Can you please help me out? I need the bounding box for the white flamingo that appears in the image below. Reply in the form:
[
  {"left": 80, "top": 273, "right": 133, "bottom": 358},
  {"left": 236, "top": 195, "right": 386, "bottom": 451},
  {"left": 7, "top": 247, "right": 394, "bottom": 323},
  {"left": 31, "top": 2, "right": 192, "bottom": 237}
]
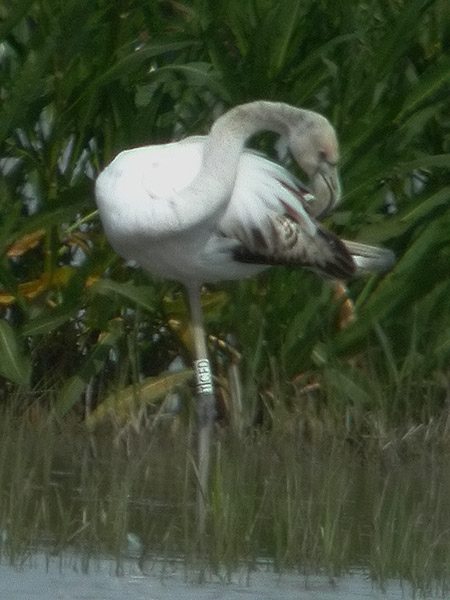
[{"left": 95, "top": 100, "right": 394, "bottom": 528}]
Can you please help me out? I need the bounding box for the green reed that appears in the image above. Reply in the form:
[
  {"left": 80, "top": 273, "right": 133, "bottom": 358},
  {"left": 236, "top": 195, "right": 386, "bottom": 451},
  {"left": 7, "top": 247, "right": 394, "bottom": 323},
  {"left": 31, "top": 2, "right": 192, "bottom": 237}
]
[{"left": 1, "top": 407, "right": 450, "bottom": 597}]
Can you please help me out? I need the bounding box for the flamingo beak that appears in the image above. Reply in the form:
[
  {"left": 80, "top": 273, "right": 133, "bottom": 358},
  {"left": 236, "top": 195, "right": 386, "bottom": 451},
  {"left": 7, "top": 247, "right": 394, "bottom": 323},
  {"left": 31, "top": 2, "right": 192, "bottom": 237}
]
[{"left": 311, "top": 161, "right": 341, "bottom": 218}]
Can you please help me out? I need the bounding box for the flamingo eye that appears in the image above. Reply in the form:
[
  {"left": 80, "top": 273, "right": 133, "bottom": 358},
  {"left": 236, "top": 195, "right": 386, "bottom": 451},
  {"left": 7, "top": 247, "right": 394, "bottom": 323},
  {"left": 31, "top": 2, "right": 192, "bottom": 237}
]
[{"left": 319, "top": 149, "right": 337, "bottom": 167}]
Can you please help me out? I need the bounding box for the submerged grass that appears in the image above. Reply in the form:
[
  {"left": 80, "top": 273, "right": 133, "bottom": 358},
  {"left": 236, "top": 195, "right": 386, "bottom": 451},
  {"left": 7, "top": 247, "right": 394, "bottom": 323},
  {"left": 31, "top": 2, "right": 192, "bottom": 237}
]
[{"left": 1, "top": 407, "right": 450, "bottom": 596}]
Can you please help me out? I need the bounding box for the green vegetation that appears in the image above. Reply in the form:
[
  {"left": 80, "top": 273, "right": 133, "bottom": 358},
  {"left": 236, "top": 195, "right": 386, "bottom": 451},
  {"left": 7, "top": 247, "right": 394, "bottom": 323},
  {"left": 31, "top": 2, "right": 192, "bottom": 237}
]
[
  {"left": 0, "top": 0, "right": 449, "bottom": 430},
  {"left": 0, "top": 412, "right": 450, "bottom": 596},
  {"left": 0, "top": 1, "right": 449, "bottom": 591}
]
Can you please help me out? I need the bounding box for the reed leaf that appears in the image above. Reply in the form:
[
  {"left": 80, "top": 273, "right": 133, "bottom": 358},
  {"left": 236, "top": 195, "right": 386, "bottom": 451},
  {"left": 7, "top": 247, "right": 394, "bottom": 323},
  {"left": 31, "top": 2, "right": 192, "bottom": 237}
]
[
  {"left": 86, "top": 369, "right": 193, "bottom": 428},
  {"left": 56, "top": 319, "right": 124, "bottom": 416},
  {"left": 0, "top": 320, "right": 31, "bottom": 386}
]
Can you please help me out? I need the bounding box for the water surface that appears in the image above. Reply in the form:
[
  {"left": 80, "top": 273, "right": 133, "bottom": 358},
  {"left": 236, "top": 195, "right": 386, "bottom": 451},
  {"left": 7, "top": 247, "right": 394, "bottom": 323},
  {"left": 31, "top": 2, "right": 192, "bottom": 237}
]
[
  {"left": 0, "top": 554, "right": 428, "bottom": 599},
  {"left": 1, "top": 418, "right": 449, "bottom": 598}
]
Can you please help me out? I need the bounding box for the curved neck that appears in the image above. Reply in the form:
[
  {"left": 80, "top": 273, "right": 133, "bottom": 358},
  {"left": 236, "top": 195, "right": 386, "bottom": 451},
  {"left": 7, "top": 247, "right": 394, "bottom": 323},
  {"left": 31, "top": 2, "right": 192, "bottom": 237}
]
[
  {"left": 204, "top": 102, "right": 297, "bottom": 176},
  {"left": 183, "top": 101, "right": 309, "bottom": 230}
]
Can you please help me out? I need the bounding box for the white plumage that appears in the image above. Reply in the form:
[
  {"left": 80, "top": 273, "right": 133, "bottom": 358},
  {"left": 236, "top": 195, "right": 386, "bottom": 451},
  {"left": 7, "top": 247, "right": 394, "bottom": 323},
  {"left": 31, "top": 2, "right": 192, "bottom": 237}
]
[
  {"left": 96, "top": 138, "right": 316, "bottom": 282},
  {"left": 95, "top": 101, "right": 394, "bottom": 530},
  {"left": 96, "top": 138, "right": 393, "bottom": 284},
  {"left": 96, "top": 102, "right": 393, "bottom": 286}
]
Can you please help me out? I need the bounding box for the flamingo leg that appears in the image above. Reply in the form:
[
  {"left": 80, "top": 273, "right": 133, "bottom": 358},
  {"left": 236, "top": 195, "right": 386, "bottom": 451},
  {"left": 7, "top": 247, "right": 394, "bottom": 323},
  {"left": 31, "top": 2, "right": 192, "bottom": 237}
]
[{"left": 186, "top": 284, "right": 216, "bottom": 536}]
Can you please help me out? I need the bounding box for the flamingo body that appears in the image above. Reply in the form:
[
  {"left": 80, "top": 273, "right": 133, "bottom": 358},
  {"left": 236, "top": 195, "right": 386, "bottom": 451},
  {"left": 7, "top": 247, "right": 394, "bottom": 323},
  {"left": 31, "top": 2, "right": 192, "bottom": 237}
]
[
  {"left": 96, "top": 137, "right": 356, "bottom": 284},
  {"left": 95, "top": 102, "right": 394, "bottom": 533}
]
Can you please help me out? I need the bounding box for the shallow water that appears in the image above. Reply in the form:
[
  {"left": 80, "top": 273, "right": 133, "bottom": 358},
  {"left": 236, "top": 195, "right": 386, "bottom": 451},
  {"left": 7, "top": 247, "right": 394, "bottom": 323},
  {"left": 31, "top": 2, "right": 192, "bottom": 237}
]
[
  {"left": 0, "top": 554, "right": 426, "bottom": 599},
  {"left": 1, "top": 421, "right": 450, "bottom": 597}
]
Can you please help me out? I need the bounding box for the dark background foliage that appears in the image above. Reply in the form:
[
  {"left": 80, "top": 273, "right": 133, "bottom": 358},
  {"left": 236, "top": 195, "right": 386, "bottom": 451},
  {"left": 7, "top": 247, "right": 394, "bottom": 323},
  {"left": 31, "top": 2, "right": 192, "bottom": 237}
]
[{"left": 0, "top": 0, "right": 449, "bottom": 427}]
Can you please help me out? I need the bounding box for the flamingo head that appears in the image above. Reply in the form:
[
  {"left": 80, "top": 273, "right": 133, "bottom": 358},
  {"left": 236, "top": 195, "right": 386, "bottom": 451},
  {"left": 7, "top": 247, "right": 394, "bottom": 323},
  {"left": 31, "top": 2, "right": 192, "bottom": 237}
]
[{"left": 288, "top": 113, "right": 341, "bottom": 217}]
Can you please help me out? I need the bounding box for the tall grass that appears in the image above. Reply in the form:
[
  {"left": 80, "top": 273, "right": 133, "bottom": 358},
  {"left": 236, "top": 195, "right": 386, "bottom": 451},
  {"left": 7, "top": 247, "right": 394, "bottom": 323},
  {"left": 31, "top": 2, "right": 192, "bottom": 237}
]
[{"left": 1, "top": 409, "right": 450, "bottom": 595}]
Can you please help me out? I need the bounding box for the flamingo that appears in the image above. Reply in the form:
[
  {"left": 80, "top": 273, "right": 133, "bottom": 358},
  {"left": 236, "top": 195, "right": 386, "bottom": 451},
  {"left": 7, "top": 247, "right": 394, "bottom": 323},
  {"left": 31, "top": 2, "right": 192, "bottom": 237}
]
[{"left": 95, "top": 100, "right": 394, "bottom": 529}]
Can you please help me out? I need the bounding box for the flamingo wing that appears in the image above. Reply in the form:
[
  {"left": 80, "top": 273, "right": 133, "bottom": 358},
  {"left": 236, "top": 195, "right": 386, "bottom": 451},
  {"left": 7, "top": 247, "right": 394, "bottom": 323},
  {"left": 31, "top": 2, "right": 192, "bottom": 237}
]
[{"left": 219, "top": 153, "right": 356, "bottom": 280}]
